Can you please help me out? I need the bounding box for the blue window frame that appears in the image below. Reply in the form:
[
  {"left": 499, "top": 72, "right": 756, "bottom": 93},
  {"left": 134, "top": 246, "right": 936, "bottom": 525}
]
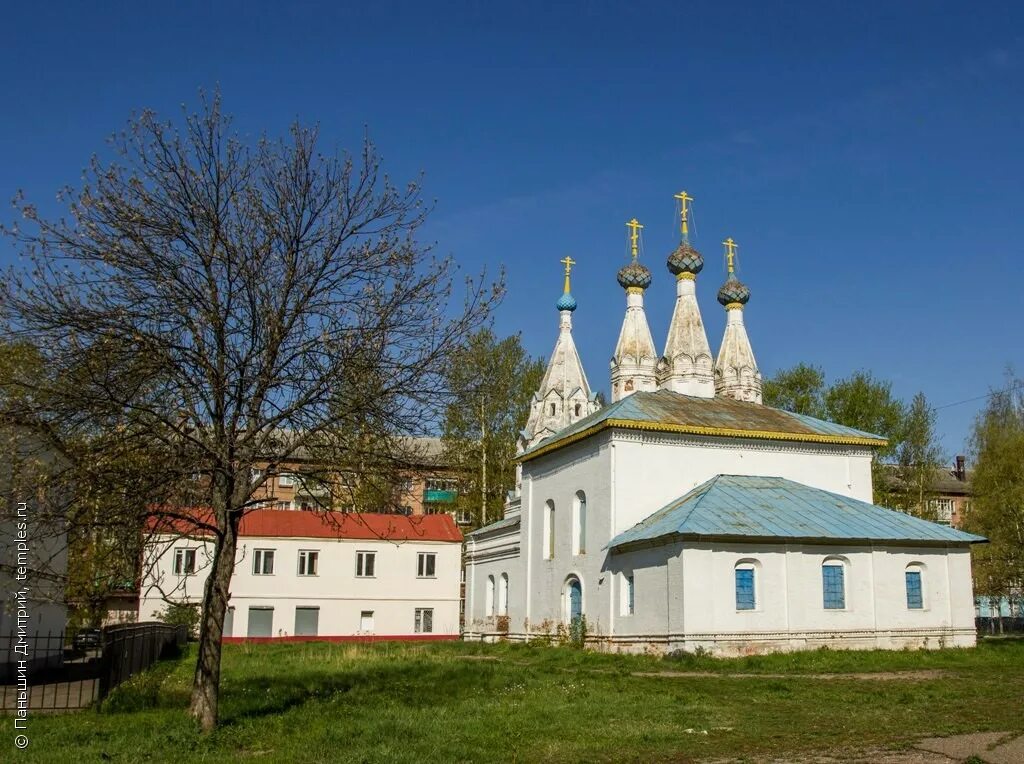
[
  {"left": 735, "top": 567, "right": 755, "bottom": 610},
  {"left": 822, "top": 564, "right": 846, "bottom": 609},
  {"left": 905, "top": 570, "right": 923, "bottom": 609}
]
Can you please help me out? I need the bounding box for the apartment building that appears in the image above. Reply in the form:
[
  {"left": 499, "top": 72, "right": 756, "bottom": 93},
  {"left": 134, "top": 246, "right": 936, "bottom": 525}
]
[{"left": 140, "top": 510, "right": 463, "bottom": 640}]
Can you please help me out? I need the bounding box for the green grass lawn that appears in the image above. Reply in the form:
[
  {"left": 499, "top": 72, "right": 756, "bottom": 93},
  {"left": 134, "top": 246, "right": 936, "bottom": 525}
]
[{"left": 20, "top": 638, "right": 1024, "bottom": 763}]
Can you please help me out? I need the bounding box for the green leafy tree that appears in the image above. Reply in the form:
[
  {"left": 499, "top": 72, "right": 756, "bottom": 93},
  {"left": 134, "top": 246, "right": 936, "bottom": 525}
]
[
  {"left": 442, "top": 329, "right": 544, "bottom": 528},
  {"left": 887, "top": 392, "right": 945, "bottom": 517},
  {"left": 963, "top": 373, "right": 1024, "bottom": 614},
  {"left": 764, "top": 366, "right": 946, "bottom": 507},
  {"left": 762, "top": 362, "right": 826, "bottom": 417}
]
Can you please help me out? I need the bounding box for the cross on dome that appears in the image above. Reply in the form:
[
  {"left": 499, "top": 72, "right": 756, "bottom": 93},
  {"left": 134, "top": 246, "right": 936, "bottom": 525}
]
[{"left": 673, "top": 190, "right": 694, "bottom": 240}]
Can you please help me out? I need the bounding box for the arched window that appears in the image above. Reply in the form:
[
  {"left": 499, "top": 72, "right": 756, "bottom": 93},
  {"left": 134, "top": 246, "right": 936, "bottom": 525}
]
[
  {"left": 735, "top": 560, "right": 758, "bottom": 611},
  {"left": 544, "top": 500, "right": 555, "bottom": 559},
  {"left": 905, "top": 563, "right": 925, "bottom": 610},
  {"left": 498, "top": 573, "right": 509, "bottom": 616},
  {"left": 564, "top": 576, "right": 583, "bottom": 625},
  {"left": 486, "top": 575, "right": 495, "bottom": 616},
  {"left": 574, "top": 403, "right": 581, "bottom": 416},
  {"left": 549, "top": 402, "right": 556, "bottom": 416},
  {"left": 822, "top": 557, "right": 847, "bottom": 610},
  {"left": 573, "top": 491, "right": 587, "bottom": 555}
]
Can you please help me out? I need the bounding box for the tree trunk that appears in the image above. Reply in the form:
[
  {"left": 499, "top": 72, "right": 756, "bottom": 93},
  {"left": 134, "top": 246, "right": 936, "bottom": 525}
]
[{"left": 188, "top": 514, "right": 239, "bottom": 731}]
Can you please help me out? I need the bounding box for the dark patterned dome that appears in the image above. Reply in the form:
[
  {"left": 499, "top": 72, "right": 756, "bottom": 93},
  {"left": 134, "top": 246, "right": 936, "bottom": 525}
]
[
  {"left": 617, "top": 261, "right": 652, "bottom": 290},
  {"left": 556, "top": 291, "right": 578, "bottom": 312},
  {"left": 667, "top": 241, "right": 704, "bottom": 277},
  {"left": 717, "top": 273, "right": 751, "bottom": 306}
]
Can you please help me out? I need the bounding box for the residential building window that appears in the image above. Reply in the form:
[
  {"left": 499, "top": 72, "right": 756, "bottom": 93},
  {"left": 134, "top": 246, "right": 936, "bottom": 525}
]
[
  {"left": 417, "top": 552, "right": 436, "bottom": 578},
  {"left": 735, "top": 565, "right": 756, "bottom": 611},
  {"left": 278, "top": 473, "right": 295, "bottom": 488},
  {"left": 252, "top": 548, "right": 275, "bottom": 576},
  {"left": 621, "top": 573, "right": 635, "bottom": 616},
  {"left": 356, "top": 551, "right": 376, "bottom": 578},
  {"left": 544, "top": 500, "right": 555, "bottom": 559},
  {"left": 294, "top": 606, "right": 319, "bottom": 636},
  {"left": 822, "top": 561, "right": 846, "bottom": 610},
  {"left": 359, "top": 610, "right": 374, "bottom": 633},
  {"left": 929, "top": 498, "right": 954, "bottom": 524},
  {"left": 298, "top": 550, "right": 319, "bottom": 576},
  {"left": 414, "top": 607, "right": 434, "bottom": 633},
  {"left": 173, "top": 548, "right": 197, "bottom": 576},
  {"left": 498, "top": 573, "right": 509, "bottom": 616},
  {"left": 906, "top": 565, "right": 924, "bottom": 610},
  {"left": 276, "top": 501, "right": 292, "bottom": 511},
  {"left": 573, "top": 491, "right": 587, "bottom": 555},
  {"left": 456, "top": 508, "right": 473, "bottom": 525},
  {"left": 486, "top": 575, "right": 495, "bottom": 616},
  {"left": 250, "top": 467, "right": 263, "bottom": 484},
  {"left": 247, "top": 606, "right": 274, "bottom": 637}
]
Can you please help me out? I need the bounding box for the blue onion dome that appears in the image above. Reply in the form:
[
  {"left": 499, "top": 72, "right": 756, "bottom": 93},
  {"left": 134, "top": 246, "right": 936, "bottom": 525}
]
[
  {"left": 717, "top": 273, "right": 751, "bottom": 306},
  {"left": 556, "top": 291, "right": 578, "bottom": 312},
  {"left": 667, "top": 241, "right": 704, "bottom": 277},
  {"left": 616, "top": 261, "right": 652, "bottom": 290}
]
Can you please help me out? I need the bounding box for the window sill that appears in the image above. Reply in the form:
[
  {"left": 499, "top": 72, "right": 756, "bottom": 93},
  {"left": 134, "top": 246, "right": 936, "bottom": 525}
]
[
  {"left": 417, "top": 575, "right": 437, "bottom": 580},
  {"left": 355, "top": 576, "right": 377, "bottom": 579}
]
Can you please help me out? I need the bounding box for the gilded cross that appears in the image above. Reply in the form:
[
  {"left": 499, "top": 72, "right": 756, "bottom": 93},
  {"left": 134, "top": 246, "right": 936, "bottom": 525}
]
[
  {"left": 626, "top": 218, "right": 644, "bottom": 260},
  {"left": 723, "top": 237, "right": 738, "bottom": 273},
  {"left": 673, "top": 191, "right": 693, "bottom": 238},
  {"left": 560, "top": 255, "right": 576, "bottom": 293}
]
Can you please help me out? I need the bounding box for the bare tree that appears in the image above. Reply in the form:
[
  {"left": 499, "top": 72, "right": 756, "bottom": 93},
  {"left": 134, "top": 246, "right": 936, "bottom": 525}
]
[{"left": 0, "top": 94, "right": 500, "bottom": 730}]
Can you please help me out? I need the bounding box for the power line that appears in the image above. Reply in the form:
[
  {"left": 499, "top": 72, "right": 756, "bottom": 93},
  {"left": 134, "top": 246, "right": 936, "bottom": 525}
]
[{"left": 934, "top": 382, "right": 1023, "bottom": 411}]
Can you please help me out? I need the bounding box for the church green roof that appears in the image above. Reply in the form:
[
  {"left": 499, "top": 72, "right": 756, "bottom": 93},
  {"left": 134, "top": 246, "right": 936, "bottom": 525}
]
[
  {"left": 608, "top": 475, "right": 986, "bottom": 549},
  {"left": 519, "top": 389, "right": 888, "bottom": 462}
]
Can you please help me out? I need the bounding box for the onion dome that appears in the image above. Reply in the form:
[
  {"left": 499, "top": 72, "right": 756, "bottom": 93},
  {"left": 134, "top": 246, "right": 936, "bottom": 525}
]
[
  {"left": 667, "top": 241, "right": 704, "bottom": 277},
  {"left": 556, "top": 291, "right": 578, "bottom": 312},
  {"left": 617, "top": 261, "right": 652, "bottom": 290},
  {"left": 717, "top": 272, "right": 751, "bottom": 307}
]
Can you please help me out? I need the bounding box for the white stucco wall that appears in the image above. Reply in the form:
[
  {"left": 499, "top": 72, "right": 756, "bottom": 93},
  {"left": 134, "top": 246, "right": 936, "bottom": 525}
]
[
  {"left": 610, "top": 431, "right": 874, "bottom": 536},
  {"left": 465, "top": 427, "right": 978, "bottom": 654},
  {"left": 139, "top": 534, "right": 461, "bottom": 638},
  {"left": 606, "top": 541, "right": 977, "bottom": 655}
]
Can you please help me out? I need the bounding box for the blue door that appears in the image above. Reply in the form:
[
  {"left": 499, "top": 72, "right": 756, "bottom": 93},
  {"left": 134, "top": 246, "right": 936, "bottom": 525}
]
[{"left": 568, "top": 579, "right": 582, "bottom": 623}]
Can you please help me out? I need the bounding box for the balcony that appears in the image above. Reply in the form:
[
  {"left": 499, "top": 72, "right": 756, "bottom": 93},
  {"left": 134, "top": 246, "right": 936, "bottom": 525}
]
[{"left": 424, "top": 489, "right": 457, "bottom": 503}]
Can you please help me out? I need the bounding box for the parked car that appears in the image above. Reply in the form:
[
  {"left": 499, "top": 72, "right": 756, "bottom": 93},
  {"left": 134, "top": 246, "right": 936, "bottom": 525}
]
[{"left": 73, "top": 628, "right": 102, "bottom": 651}]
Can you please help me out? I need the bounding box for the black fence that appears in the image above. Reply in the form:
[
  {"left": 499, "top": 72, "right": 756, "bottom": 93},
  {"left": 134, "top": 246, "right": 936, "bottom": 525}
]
[
  {"left": 0, "top": 622, "right": 187, "bottom": 713},
  {"left": 977, "top": 617, "right": 1024, "bottom": 635}
]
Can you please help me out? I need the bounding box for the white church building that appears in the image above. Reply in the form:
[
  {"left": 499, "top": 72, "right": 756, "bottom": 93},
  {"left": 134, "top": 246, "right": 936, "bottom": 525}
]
[{"left": 465, "top": 196, "right": 984, "bottom": 655}]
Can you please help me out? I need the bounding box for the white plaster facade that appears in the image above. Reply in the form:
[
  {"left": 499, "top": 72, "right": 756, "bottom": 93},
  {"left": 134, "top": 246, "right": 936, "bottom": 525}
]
[
  {"left": 140, "top": 516, "right": 462, "bottom": 639},
  {"left": 466, "top": 429, "right": 978, "bottom": 653}
]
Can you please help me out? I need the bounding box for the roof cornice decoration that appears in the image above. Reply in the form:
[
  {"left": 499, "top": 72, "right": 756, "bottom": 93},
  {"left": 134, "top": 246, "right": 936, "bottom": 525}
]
[{"left": 518, "top": 416, "right": 888, "bottom": 463}]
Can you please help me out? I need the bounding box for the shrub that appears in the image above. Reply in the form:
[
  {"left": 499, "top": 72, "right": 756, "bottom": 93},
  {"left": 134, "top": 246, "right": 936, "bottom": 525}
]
[{"left": 156, "top": 602, "right": 201, "bottom": 638}]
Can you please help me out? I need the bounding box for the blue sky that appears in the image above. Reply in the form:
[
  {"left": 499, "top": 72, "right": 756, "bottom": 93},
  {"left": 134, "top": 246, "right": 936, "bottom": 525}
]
[{"left": 2, "top": 2, "right": 1021, "bottom": 457}]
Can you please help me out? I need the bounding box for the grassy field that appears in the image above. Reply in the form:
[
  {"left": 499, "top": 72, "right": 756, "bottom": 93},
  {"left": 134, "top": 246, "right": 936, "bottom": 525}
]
[{"left": 19, "top": 638, "right": 1024, "bottom": 763}]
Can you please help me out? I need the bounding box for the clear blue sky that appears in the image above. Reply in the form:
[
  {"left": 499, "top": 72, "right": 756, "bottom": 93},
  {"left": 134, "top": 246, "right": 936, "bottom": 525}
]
[{"left": 2, "top": 2, "right": 1021, "bottom": 458}]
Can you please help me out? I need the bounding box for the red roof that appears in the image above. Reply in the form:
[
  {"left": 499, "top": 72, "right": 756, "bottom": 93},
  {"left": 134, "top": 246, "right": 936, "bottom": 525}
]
[{"left": 147, "top": 508, "right": 463, "bottom": 543}]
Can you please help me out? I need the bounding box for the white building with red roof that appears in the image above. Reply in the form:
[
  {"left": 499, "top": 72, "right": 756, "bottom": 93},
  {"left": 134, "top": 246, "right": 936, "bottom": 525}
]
[{"left": 140, "top": 510, "right": 463, "bottom": 640}]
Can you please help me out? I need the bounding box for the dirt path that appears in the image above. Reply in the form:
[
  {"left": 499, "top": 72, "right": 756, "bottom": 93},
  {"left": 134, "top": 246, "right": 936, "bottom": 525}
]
[
  {"left": 635, "top": 669, "right": 947, "bottom": 681},
  {"left": 711, "top": 731, "right": 1024, "bottom": 763}
]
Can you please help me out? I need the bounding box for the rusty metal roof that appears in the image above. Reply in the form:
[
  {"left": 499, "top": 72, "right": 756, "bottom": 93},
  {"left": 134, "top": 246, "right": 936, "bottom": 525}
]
[
  {"left": 520, "top": 390, "right": 888, "bottom": 461},
  {"left": 608, "top": 475, "right": 986, "bottom": 549}
]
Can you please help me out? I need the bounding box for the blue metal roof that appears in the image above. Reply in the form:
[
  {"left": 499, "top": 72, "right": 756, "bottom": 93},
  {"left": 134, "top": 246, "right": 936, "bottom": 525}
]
[
  {"left": 608, "top": 475, "right": 986, "bottom": 549},
  {"left": 520, "top": 390, "right": 888, "bottom": 461}
]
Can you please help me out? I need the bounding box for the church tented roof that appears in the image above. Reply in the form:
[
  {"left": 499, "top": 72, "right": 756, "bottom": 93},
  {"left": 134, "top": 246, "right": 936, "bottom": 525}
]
[
  {"left": 519, "top": 389, "right": 888, "bottom": 461},
  {"left": 607, "top": 475, "right": 986, "bottom": 549}
]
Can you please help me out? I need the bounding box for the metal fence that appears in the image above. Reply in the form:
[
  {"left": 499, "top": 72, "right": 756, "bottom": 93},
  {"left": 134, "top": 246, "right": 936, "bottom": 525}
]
[
  {"left": 977, "top": 617, "right": 1024, "bottom": 635},
  {"left": 0, "top": 622, "right": 187, "bottom": 713}
]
